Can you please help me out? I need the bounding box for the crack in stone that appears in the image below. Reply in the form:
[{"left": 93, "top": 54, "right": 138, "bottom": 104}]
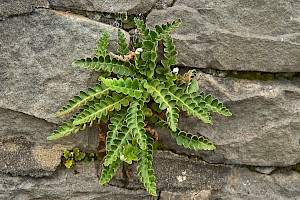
[
  {"left": 0, "top": 107, "right": 59, "bottom": 125},
  {"left": 176, "top": 65, "right": 300, "bottom": 81}
]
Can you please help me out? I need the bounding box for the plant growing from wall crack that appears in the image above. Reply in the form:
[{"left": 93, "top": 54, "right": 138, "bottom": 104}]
[{"left": 47, "top": 18, "right": 232, "bottom": 196}]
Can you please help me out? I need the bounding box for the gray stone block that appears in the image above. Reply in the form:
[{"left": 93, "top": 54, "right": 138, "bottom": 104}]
[
  {"left": 48, "top": 0, "right": 157, "bottom": 15},
  {"left": 0, "top": 9, "right": 127, "bottom": 124},
  {"left": 147, "top": 1, "right": 300, "bottom": 72},
  {"left": 0, "top": 162, "right": 154, "bottom": 200},
  {"left": 0, "top": 108, "right": 99, "bottom": 176},
  {"left": 0, "top": 0, "right": 49, "bottom": 17},
  {"left": 125, "top": 151, "right": 233, "bottom": 192}
]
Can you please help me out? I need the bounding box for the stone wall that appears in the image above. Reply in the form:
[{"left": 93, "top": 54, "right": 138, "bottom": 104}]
[{"left": 0, "top": 0, "right": 299, "bottom": 199}]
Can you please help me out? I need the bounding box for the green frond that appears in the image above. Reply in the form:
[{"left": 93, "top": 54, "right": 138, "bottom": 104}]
[
  {"left": 104, "top": 126, "right": 132, "bottom": 166},
  {"left": 205, "top": 96, "right": 232, "bottom": 116},
  {"left": 73, "top": 55, "right": 135, "bottom": 77},
  {"left": 106, "top": 110, "right": 127, "bottom": 150},
  {"left": 138, "top": 46, "right": 158, "bottom": 78},
  {"left": 137, "top": 133, "right": 157, "bottom": 196},
  {"left": 117, "top": 29, "right": 130, "bottom": 55},
  {"left": 172, "top": 129, "right": 216, "bottom": 151},
  {"left": 95, "top": 29, "right": 109, "bottom": 57},
  {"left": 55, "top": 84, "right": 109, "bottom": 116},
  {"left": 144, "top": 80, "right": 179, "bottom": 131},
  {"left": 155, "top": 19, "right": 182, "bottom": 35},
  {"left": 187, "top": 79, "right": 199, "bottom": 94},
  {"left": 100, "top": 77, "right": 149, "bottom": 100},
  {"left": 134, "top": 18, "right": 162, "bottom": 78},
  {"left": 121, "top": 143, "right": 139, "bottom": 164},
  {"left": 127, "top": 101, "right": 147, "bottom": 150},
  {"left": 194, "top": 94, "right": 232, "bottom": 117},
  {"left": 99, "top": 158, "right": 122, "bottom": 185},
  {"left": 168, "top": 84, "right": 212, "bottom": 124},
  {"left": 139, "top": 62, "right": 156, "bottom": 78},
  {"left": 47, "top": 114, "right": 86, "bottom": 140},
  {"left": 134, "top": 18, "right": 149, "bottom": 36},
  {"left": 158, "top": 121, "right": 216, "bottom": 151},
  {"left": 73, "top": 93, "right": 131, "bottom": 125},
  {"left": 161, "top": 33, "right": 177, "bottom": 68}
]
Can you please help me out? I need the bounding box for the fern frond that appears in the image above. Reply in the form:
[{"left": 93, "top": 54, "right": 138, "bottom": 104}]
[
  {"left": 55, "top": 84, "right": 109, "bottom": 117},
  {"left": 47, "top": 114, "right": 86, "bottom": 140},
  {"left": 155, "top": 19, "right": 182, "bottom": 35},
  {"left": 161, "top": 33, "right": 177, "bottom": 68},
  {"left": 73, "top": 93, "right": 131, "bottom": 125},
  {"left": 104, "top": 126, "right": 132, "bottom": 166},
  {"left": 73, "top": 55, "right": 135, "bottom": 77},
  {"left": 187, "top": 79, "right": 198, "bottom": 94},
  {"left": 158, "top": 121, "right": 216, "bottom": 150},
  {"left": 194, "top": 93, "right": 232, "bottom": 117},
  {"left": 95, "top": 29, "right": 109, "bottom": 57},
  {"left": 106, "top": 110, "right": 127, "bottom": 150},
  {"left": 168, "top": 84, "right": 212, "bottom": 124},
  {"left": 100, "top": 77, "right": 149, "bottom": 100},
  {"left": 117, "top": 29, "right": 130, "bottom": 55},
  {"left": 134, "top": 18, "right": 162, "bottom": 78},
  {"left": 99, "top": 158, "right": 122, "bottom": 185},
  {"left": 144, "top": 80, "right": 179, "bottom": 131},
  {"left": 137, "top": 133, "right": 157, "bottom": 196},
  {"left": 121, "top": 143, "right": 139, "bottom": 164},
  {"left": 171, "top": 129, "right": 216, "bottom": 151},
  {"left": 127, "top": 101, "right": 147, "bottom": 150},
  {"left": 134, "top": 18, "right": 149, "bottom": 36}
]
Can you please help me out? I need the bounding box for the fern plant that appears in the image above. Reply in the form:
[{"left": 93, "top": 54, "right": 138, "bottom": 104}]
[{"left": 47, "top": 18, "right": 231, "bottom": 196}]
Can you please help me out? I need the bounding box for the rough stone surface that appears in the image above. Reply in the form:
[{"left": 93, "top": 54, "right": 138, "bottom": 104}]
[
  {"left": 160, "top": 167, "right": 300, "bottom": 200},
  {"left": 48, "top": 0, "right": 157, "bottom": 15},
  {"left": 0, "top": 108, "right": 99, "bottom": 176},
  {"left": 0, "top": 108, "right": 99, "bottom": 149},
  {"left": 154, "top": 0, "right": 174, "bottom": 10},
  {"left": 160, "top": 190, "right": 211, "bottom": 200},
  {"left": 0, "top": 0, "right": 49, "bottom": 17},
  {"left": 125, "top": 151, "right": 233, "bottom": 192},
  {"left": 0, "top": 9, "right": 127, "bottom": 124},
  {"left": 0, "top": 162, "right": 154, "bottom": 200},
  {"left": 158, "top": 72, "right": 300, "bottom": 166},
  {"left": 254, "top": 166, "right": 277, "bottom": 175},
  {"left": 147, "top": 1, "right": 300, "bottom": 72},
  {"left": 211, "top": 168, "right": 300, "bottom": 200},
  {"left": 0, "top": 9, "right": 123, "bottom": 176},
  {"left": 1, "top": 152, "right": 299, "bottom": 200}
]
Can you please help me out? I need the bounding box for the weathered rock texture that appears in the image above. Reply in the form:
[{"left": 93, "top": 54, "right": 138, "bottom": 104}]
[
  {"left": 48, "top": 0, "right": 157, "bottom": 15},
  {"left": 0, "top": 162, "right": 153, "bottom": 200},
  {"left": 0, "top": 0, "right": 49, "bottom": 17},
  {"left": 0, "top": 9, "right": 126, "bottom": 124},
  {"left": 0, "top": 0, "right": 299, "bottom": 199},
  {"left": 147, "top": 1, "right": 300, "bottom": 72},
  {"left": 1, "top": 152, "right": 299, "bottom": 200}
]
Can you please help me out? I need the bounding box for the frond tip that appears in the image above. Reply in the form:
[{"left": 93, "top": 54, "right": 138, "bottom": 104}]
[
  {"left": 137, "top": 133, "right": 157, "bottom": 196},
  {"left": 158, "top": 121, "right": 216, "bottom": 150},
  {"left": 73, "top": 93, "right": 131, "bottom": 125},
  {"left": 55, "top": 84, "right": 109, "bottom": 117},
  {"left": 47, "top": 116, "right": 86, "bottom": 140},
  {"left": 95, "top": 29, "right": 109, "bottom": 57},
  {"left": 73, "top": 55, "right": 135, "bottom": 77},
  {"left": 99, "top": 159, "right": 122, "bottom": 185}
]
